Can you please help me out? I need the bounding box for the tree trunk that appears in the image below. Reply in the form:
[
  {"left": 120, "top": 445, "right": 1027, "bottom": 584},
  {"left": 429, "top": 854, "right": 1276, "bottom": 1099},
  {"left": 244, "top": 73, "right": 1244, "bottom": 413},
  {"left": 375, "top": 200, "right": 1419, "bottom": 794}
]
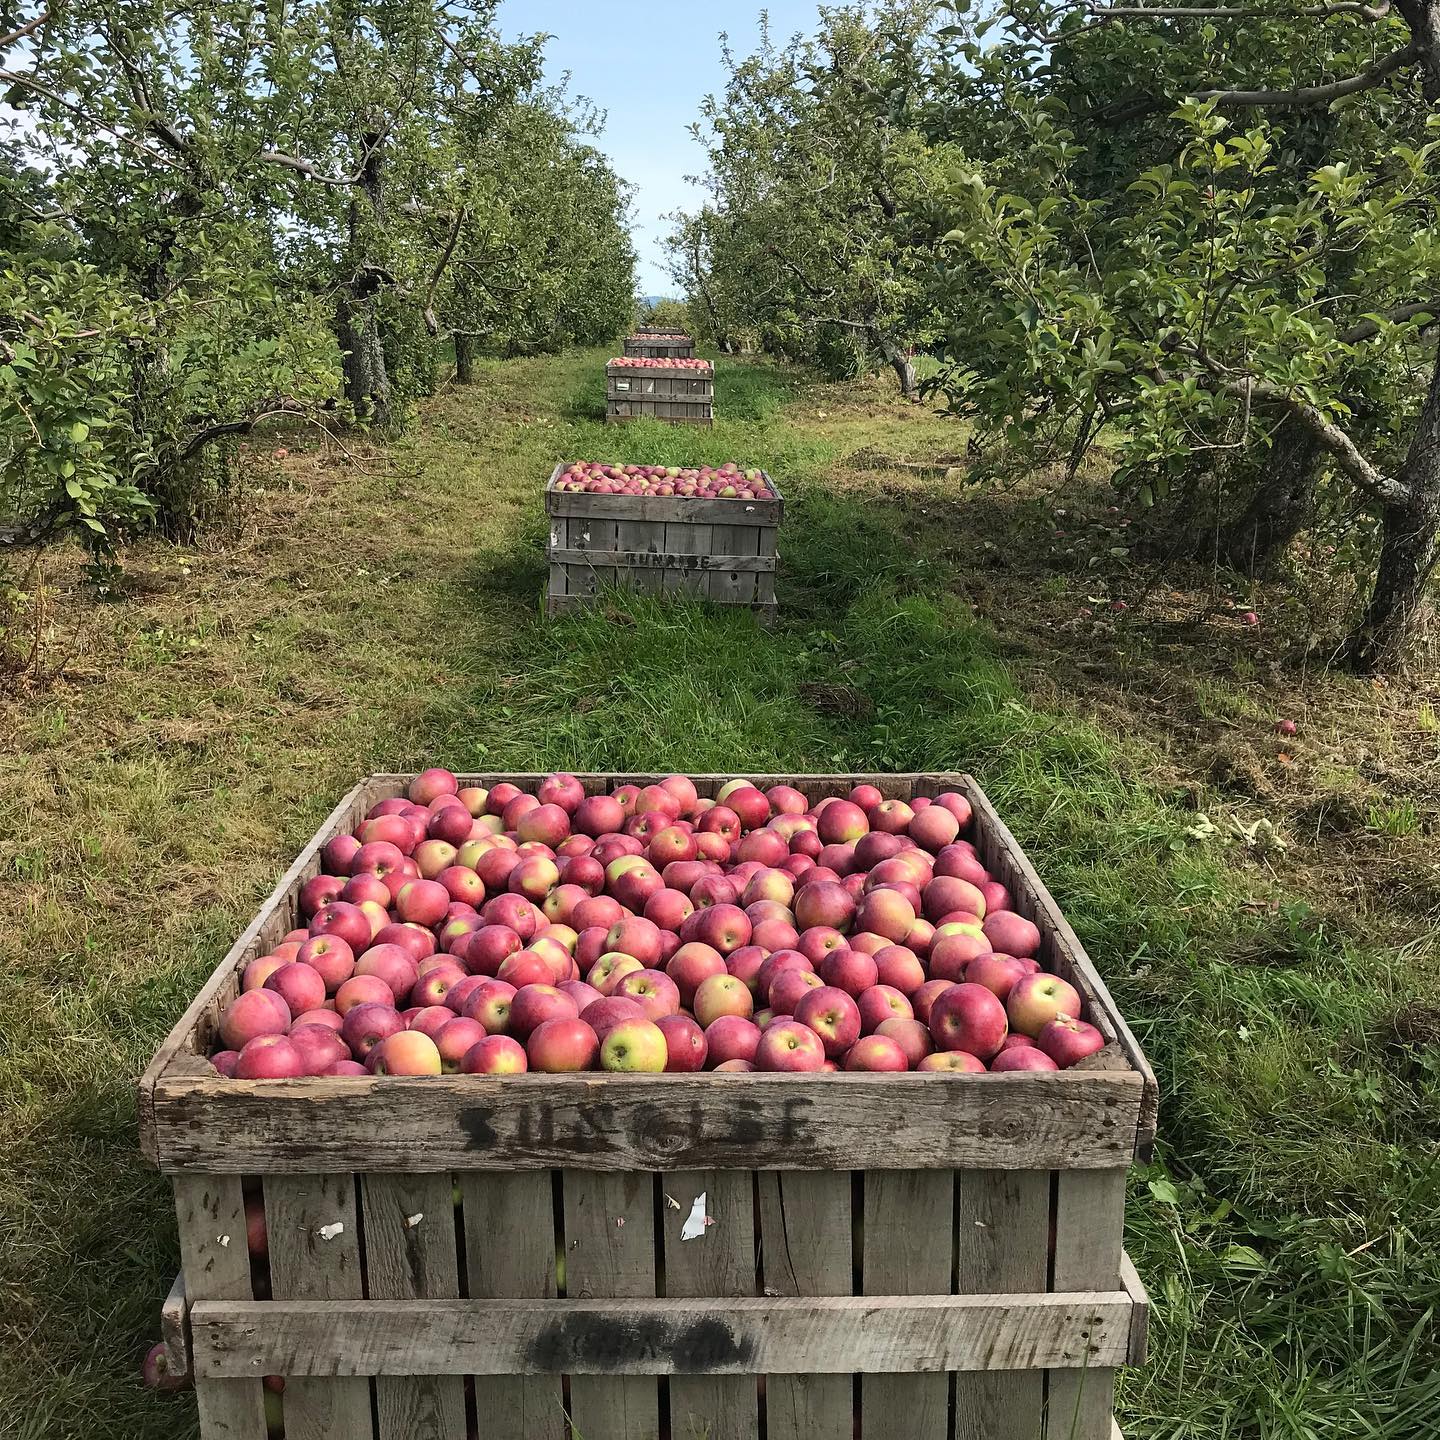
[
  {"left": 454, "top": 334, "right": 475, "bottom": 384},
  {"left": 337, "top": 132, "right": 396, "bottom": 430},
  {"left": 876, "top": 333, "right": 916, "bottom": 398},
  {"left": 1219, "top": 412, "right": 1322, "bottom": 574},
  {"left": 1346, "top": 349, "right": 1440, "bottom": 672}
]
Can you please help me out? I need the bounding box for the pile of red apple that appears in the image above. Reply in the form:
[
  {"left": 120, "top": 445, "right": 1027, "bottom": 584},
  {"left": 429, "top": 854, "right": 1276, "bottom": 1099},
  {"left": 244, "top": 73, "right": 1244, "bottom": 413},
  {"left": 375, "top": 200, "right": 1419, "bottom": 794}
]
[
  {"left": 553, "top": 461, "right": 774, "bottom": 500},
  {"left": 212, "top": 773, "right": 1106, "bottom": 1081},
  {"left": 608, "top": 356, "right": 712, "bottom": 371},
  {"left": 629, "top": 333, "right": 690, "bottom": 341}
]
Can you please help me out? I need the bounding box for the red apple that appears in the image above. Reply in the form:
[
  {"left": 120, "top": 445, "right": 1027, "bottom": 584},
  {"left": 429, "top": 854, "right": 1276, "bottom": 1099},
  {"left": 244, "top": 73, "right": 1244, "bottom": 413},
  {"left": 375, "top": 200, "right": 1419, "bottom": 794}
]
[
  {"left": 461, "top": 979, "right": 517, "bottom": 1033},
  {"left": 817, "top": 952, "right": 879, "bottom": 1008},
  {"left": 461, "top": 1034, "right": 528, "bottom": 1073},
  {"left": 909, "top": 805, "right": 960, "bottom": 851},
  {"left": 755, "top": 1019, "right": 827, "bottom": 1071},
  {"left": 768, "top": 967, "right": 825, "bottom": 1015},
  {"left": 848, "top": 783, "right": 884, "bottom": 810},
  {"left": 693, "top": 973, "right": 754, "bottom": 1026},
  {"left": 538, "top": 773, "right": 585, "bottom": 814},
  {"left": 796, "top": 926, "right": 847, "bottom": 964},
  {"left": 918, "top": 1050, "right": 986, "bottom": 1073},
  {"left": 409, "top": 768, "right": 459, "bottom": 805},
  {"left": 705, "top": 1015, "right": 762, "bottom": 1066},
  {"left": 793, "top": 881, "right": 856, "bottom": 933},
  {"left": 322, "top": 833, "right": 362, "bottom": 875},
  {"left": 264, "top": 962, "right": 327, "bottom": 1017},
  {"left": 844, "top": 1034, "right": 909, "bottom": 1071},
  {"left": 991, "top": 1045, "right": 1059, "bottom": 1071},
  {"left": 876, "top": 1017, "right": 933, "bottom": 1067},
  {"left": 873, "top": 945, "right": 926, "bottom": 995},
  {"left": 340, "top": 1002, "right": 405, "bottom": 1060},
  {"left": 527, "top": 1017, "right": 599, "bottom": 1072},
  {"left": 857, "top": 984, "right": 914, "bottom": 1033},
  {"left": 983, "top": 911, "right": 1042, "bottom": 959},
  {"left": 793, "top": 986, "right": 862, "bottom": 1058},
  {"left": 656, "top": 1014, "right": 707, "bottom": 1072},
  {"left": 586, "top": 952, "right": 644, "bottom": 996},
  {"left": 1007, "top": 973, "right": 1081, "bottom": 1037},
  {"left": 373, "top": 922, "right": 436, "bottom": 964},
  {"left": 967, "top": 953, "right": 1028, "bottom": 1002},
  {"left": 278, "top": 1023, "right": 346, "bottom": 1074},
  {"left": 817, "top": 799, "right": 869, "bottom": 844},
  {"left": 615, "top": 967, "right": 681, "bottom": 1020},
  {"left": 499, "top": 949, "right": 559, "bottom": 991},
  {"left": 242, "top": 954, "right": 287, "bottom": 993},
  {"left": 298, "top": 873, "right": 346, "bottom": 919},
  {"left": 219, "top": 989, "right": 291, "bottom": 1050},
  {"left": 912, "top": 979, "right": 955, "bottom": 1026},
  {"left": 309, "top": 900, "right": 372, "bottom": 955},
  {"left": 930, "top": 983, "right": 1008, "bottom": 1060},
  {"left": 605, "top": 915, "right": 664, "bottom": 967},
  {"left": 334, "top": 973, "right": 395, "bottom": 1016},
  {"left": 1037, "top": 1017, "right": 1105, "bottom": 1068},
  {"left": 855, "top": 888, "right": 917, "bottom": 943},
  {"left": 233, "top": 1034, "right": 305, "bottom": 1079}
]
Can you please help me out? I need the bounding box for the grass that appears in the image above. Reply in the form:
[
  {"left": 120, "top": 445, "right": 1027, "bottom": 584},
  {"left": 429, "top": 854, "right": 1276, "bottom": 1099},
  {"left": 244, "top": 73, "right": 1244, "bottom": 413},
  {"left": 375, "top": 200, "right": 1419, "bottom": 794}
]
[{"left": 2, "top": 348, "right": 1438, "bottom": 1439}]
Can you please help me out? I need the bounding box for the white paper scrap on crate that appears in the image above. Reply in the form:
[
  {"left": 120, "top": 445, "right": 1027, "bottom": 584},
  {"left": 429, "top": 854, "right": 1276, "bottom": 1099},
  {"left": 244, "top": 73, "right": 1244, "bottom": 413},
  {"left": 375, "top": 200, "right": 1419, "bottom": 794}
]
[{"left": 681, "top": 1192, "right": 708, "bottom": 1241}]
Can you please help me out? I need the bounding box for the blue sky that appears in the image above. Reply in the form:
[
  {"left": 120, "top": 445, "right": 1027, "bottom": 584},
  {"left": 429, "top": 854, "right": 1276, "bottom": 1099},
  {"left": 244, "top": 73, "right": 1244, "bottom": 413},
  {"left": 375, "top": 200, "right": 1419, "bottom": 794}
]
[{"left": 496, "top": 2, "right": 826, "bottom": 295}]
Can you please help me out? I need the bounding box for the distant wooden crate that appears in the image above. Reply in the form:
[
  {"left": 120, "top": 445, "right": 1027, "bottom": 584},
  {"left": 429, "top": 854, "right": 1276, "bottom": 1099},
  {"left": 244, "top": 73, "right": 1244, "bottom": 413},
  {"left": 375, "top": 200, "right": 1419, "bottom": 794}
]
[
  {"left": 623, "top": 332, "right": 696, "bottom": 359},
  {"left": 606, "top": 360, "right": 714, "bottom": 426},
  {"left": 138, "top": 769, "right": 1154, "bottom": 1440},
  {"left": 545, "top": 461, "right": 780, "bottom": 619}
]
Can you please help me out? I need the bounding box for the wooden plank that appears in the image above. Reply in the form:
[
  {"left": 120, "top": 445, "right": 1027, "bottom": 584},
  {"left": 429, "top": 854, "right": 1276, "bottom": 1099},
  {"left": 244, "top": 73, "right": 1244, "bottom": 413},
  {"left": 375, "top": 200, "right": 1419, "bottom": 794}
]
[
  {"left": 265, "top": 1174, "right": 373, "bottom": 1440},
  {"left": 663, "top": 1171, "right": 759, "bottom": 1440},
  {"left": 161, "top": 1272, "right": 190, "bottom": 1384},
  {"left": 962, "top": 780, "right": 1158, "bottom": 1155},
  {"left": 708, "top": 522, "right": 760, "bottom": 605},
  {"left": 662, "top": 519, "right": 715, "bottom": 597},
  {"left": 954, "top": 1170, "right": 1050, "bottom": 1440},
  {"left": 1120, "top": 1252, "right": 1148, "bottom": 1365},
  {"left": 758, "top": 1172, "right": 852, "bottom": 1440},
  {"left": 148, "top": 1069, "right": 1144, "bottom": 1174},
  {"left": 862, "top": 1171, "right": 954, "bottom": 1440},
  {"left": 550, "top": 550, "right": 774, "bottom": 573},
  {"left": 361, "top": 1174, "right": 465, "bottom": 1440},
  {"left": 138, "top": 780, "right": 373, "bottom": 1159},
  {"left": 545, "top": 493, "right": 781, "bottom": 526},
  {"left": 564, "top": 1170, "right": 660, "bottom": 1440},
  {"left": 190, "top": 1291, "right": 1135, "bottom": 1378},
  {"left": 1046, "top": 1171, "right": 1126, "bottom": 1440},
  {"left": 173, "top": 1175, "right": 267, "bottom": 1439},
  {"left": 461, "top": 1171, "right": 565, "bottom": 1440}
]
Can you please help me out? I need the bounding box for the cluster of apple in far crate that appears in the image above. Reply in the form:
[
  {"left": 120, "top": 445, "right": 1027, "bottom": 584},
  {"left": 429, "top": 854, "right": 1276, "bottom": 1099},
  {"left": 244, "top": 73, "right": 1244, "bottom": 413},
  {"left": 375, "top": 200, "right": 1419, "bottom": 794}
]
[
  {"left": 554, "top": 460, "right": 773, "bottom": 500},
  {"left": 608, "top": 356, "right": 712, "bottom": 370},
  {"left": 212, "top": 773, "right": 1108, "bottom": 1082}
]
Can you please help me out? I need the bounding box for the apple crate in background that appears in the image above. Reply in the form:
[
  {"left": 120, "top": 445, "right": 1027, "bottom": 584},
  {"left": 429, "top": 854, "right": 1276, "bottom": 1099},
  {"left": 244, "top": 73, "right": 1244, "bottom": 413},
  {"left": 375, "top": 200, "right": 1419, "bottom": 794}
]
[
  {"left": 139, "top": 771, "right": 1155, "bottom": 1440},
  {"left": 606, "top": 359, "right": 714, "bottom": 425},
  {"left": 623, "top": 331, "right": 696, "bottom": 359},
  {"left": 544, "top": 461, "right": 781, "bottom": 621}
]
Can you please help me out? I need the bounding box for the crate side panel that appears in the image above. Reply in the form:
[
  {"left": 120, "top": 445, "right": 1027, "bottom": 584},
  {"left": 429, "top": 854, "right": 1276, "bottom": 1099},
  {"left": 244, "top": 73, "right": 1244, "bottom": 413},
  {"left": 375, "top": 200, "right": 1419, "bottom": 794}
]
[
  {"left": 564, "top": 1170, "right": 661, "bottom": 1440},
  {"left": 462, "top": 1172, "right": 565, "bottom": 1440},
  {"left": 664, "top": 1170, "right": 760, "bottom": 1440},
  {"left": 361, "top": 1173, "right": 466, "bottom": 1440},
  {"left": 265, "top": 1174, "right": 374, "bottom": 1440},
  {"left": 862, "top": 1171, "right": 955, "bottom": 1440},
  {"left": 758, "top": 1172, "right": 852, "bottom": 1440}
]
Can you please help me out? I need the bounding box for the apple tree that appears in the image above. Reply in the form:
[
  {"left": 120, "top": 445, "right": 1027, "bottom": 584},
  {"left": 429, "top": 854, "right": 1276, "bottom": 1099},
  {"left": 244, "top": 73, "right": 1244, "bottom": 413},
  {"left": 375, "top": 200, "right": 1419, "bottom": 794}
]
[{"left": 901, "top": 0, "right": 1440, "bottom": 670}]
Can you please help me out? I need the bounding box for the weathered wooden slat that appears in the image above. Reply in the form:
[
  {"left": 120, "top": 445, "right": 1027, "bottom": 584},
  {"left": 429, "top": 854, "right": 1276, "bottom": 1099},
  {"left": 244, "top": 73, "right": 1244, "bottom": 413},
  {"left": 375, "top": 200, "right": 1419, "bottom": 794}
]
[
  {"left": 461, "top": 1171, "right": 565, "bottom": 1440},
  {"left": 664, "top": 1171, "right": 760, "bottom": 1440},
  {"left": 174, "top": 1175, "right": 268, "bottom": 1439},
  {"left": 954, "top": 1170, "right": 1050, "bottom": 1440},
  {"left": 264, "top": 1174, "right": 373, "bottom": 1440},
  {"left": 862, "top": 1171, "right": 955, "bottom": 1440},
  {"left": 160, "top": 1272, "right": 190, "bottom": 1384},
  {"left": 759, "top": 1172, "right": 852, "bottom": 1440},
  {"left": 563, "top": 1170, "right": 660, "bottom": 1440},
  {"left": 190, "top": 1291, "right": 1135, "bottom": 1378},
  {"left": 1046, "top": 1171, "right": 1126, "bottom": 1440},
  {"left": 550, "top": 549, "right": 775, "bottom": 573},
  {"left": 1120, "top": 1252, "right": 1148, "bottom": 1366},
  {"left": 148, "top": 1069, "right": 1143, "bottom": 1174},
  {"left": 361, "top": 1174, "right": 466, "bottom": 1440},
  {"left": 545, "top": 490, "right": 782, "bottom": 527}
]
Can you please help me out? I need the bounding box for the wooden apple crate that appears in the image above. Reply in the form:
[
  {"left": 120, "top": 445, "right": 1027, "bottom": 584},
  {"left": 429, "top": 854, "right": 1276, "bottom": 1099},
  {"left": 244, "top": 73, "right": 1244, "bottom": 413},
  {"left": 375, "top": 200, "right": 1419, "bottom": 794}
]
[
  {"left": 624, "top": 332, "right": 695, "bottom": 359},
  {"left": 544, "top": 461, "right": 781, "bottom": 620},
  {"left": 141, "top": 771, "right": 1156, "bottom": 1440},
  {"left": 606, "top": 360, "right": 713, "bottom": 425}
]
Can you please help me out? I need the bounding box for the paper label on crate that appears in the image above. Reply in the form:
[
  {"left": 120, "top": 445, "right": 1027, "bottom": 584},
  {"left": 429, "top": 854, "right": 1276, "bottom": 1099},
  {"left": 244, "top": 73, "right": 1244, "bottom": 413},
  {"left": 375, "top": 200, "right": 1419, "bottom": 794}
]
[{"left": 681, "top": 1192, "right": 709, "bottom": 1241}]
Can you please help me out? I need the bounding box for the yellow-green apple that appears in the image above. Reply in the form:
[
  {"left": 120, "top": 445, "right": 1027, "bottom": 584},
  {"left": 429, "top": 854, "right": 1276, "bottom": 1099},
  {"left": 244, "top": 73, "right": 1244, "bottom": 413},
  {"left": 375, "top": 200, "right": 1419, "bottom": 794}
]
[
  {"left": 265, "top": 962, "right": 327, "bottom": 1017},
  {"left": 794, "top": 986, "right": 861, "bottom": 1057},
  {"left": 930, "top": 982, "right": 1008, "bottom": 1059},
  {"left": 657, "top": 1014, "right": 707, "bottom": 1071},
  {"left": 605, "top": 915, "right": 664, "bottom": 967},
  {"left": 797, "top": 926, "right": 848, "bottom": 964},
  {"left": 753, "top": 1007, "right": 776, "bottom": 1029},
  {"left": 538, "top": 773, "right": 585, "bottom": 814},
  {"left": 818, "top": 947, "right": 879, "bottom": 998},
  {"left": 755, "top": 1019, "right": 827, "bottom": 1071},
  {"left": 934, "top": 915, "right": 986, "bottom": 945},
  {"left": 704, "top": 1015, "right": 762, "bottom": 1066},
  {"left": 574, "top": 793, "right": 625, "bottom": 837},
  {"left": 616, "top": 967, "right": 681, "bottom": 1020},
  {"left": 844, "top": 1034, "right": 909, "bottom": 1071},
  {"left": 929, "top": 933, "right": 991, "bottom": 982},
  {"left": 409, "top": 768, "right": 459, "bottom": 805},
  {"left": 406, "top": 1005, "right": 455, "bottom": 1039},
  {"left": 1038, "top": 1017, "right": 1105, "bottom": 1068},
  {"left": 599, "top": 1017, "right": 668, "bottom": 1072},
  {"left": 874, "top": 945, "right": 926, "bottom": 995},
  {"left": 334, "top": 974, "right": 395, "bottom": 1016},
  {"left": 369, "top": 1030, "right": 442, "bottom": 1075},
  {"left": 794, "top": 881, "right": 856, "bottom": 933},
  {"left": 220, "top": 989, "right": 291, "bottom": 1049},
  {"left": 456, "top": 924, "right": 522, "bottom": 977},
  {"left": 991, "top": 1045, "right": 1059, "bottom": 1071},
  {"left": 461, "top": 979, "right": 516, "bottom": 1033},
  {"left": 341, "top": 1002, "right": 405, "bottom": 1061},
  {"left": 507, "top": 855, "right": 560, "bottom": 903},
  {"left": 918, "top": 1050, "right": 985, "bottom": 1073},
  {"left": 693, "top": 972, "right": 754, "bottom": 1026},
  {"left": 876, "top": 1017, "right": 933, "bottom": 1067},
  {"left": 1006, "top": 973, "right": 1080, "bottom": 1037},
  {"left": 457, "top": 786, "right": 489, "bottom": 817},
  {"left": 587, "top": 952, "right": 645, "bottom": 996},
  {"left": 356, "top": 944, "right": 418, "bottom": 1003},
  {"left": 857, "top": 984, "right": 914, "bottom": 1033},
  {"left": 526, "top": 1017, "right": 598, "bottom": 1072},
  {"left": 284, "top": 1024, "right": 350, "bottom": 1075},
  {"left": 242, "top": 954, "right": 287, "bottom": 993},
  {"left": 967, "top": 953, "right": 1028, "bottom": 1002},
  {"left": 309, "top": 900, "right": 373, "bottom": 954},
  {"left": 983, "top": 911, "right": 1042, "bottom": 959},
  {"left": 666, "top": 942, "right": 727, "bottom": 1006},
  {"left": 765, "top": 783, "right": 808, "bottom": 815},
  {"left": 461, "top": 1034, "right": 527, "bottom": 1073},
  {"left": 909, "top": 805, "right": 960, "bottom": 851},
  {"left": 498, "top": 950, "right": 557, "bottom": 990},
  {"left": 768, "top": 967, "right": 825, "bottom": 1015}
]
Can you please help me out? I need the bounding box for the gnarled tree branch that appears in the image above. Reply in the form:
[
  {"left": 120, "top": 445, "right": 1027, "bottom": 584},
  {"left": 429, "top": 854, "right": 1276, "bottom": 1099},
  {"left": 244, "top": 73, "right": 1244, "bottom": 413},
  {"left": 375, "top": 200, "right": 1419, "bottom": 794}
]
[{"left": 1195, "top": 38, "right": 1418, "bottom": 105}]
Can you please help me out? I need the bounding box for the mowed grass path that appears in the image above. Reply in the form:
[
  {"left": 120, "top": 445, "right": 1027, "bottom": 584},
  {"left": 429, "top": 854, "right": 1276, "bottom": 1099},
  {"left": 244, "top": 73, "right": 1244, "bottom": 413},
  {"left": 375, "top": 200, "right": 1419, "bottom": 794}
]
[{"left": 1, "top": 349, "right": 1436, "bottom": 1439}]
